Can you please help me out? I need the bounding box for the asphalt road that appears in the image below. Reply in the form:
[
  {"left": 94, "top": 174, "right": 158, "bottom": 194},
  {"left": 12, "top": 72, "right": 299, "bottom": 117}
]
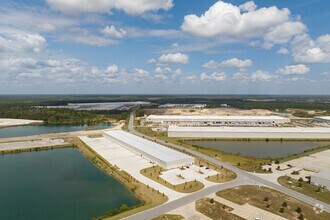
[{"left": 126, "top": 113, "right": 330, "bottom": 219}]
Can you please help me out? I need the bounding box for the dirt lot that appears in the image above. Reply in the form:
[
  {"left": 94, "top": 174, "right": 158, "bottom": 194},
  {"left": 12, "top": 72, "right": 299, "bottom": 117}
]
[{"left": 145, "top": 108, "right": 273, "bottom": 116}]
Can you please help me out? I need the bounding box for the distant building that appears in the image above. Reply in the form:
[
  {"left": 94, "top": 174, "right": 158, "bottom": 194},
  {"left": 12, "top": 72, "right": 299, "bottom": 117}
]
[
  {"left": 158, "top": 103, "right": 206, "bottom": 109},
  {"left": 310, "top": 169, "right": 330, "bottom": 189},
  {"left": 314, "top": 116, "right": 330, "bottom": 125},
  {"left": 104, "top": 130, "right": 194, "bottom": 169},
  {"left": 146, "top": 115, "right": 290, "bottom": 127}
]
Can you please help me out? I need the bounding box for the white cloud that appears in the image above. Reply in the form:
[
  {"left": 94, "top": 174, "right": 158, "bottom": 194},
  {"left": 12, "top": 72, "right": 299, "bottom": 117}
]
[
  {"left": 154, "top": 67, "right": 172, "bottom": 74},
  {"left": 278, "top": 64, "right": 310, "bottom": 75},
  {"left": 101, "top": 25, "right": 127, "bottom": 38},
  {"left": 263, "top": 21, "right": 306, "bottom": 48},
  {"left": 105, "top": 64, "right": 119, "bottom": 78},
  {"left": 132, "top": 68, "right": 149, "bottom": 82},
  {"left": 182, "top": 1, "right": 290, "bottom": 38},
  {"left": 158, "top": 53, "right": 189, "bottom": 64},
  {"left": 250, "top": 70, "right": 273, "bottom": 82},
  {"left": 147, "top": 58, "right": 156, "bottom": 64},
  {"left": 202, "top": 60, "right": 218, "bottom": 69},
  {"left": 0, "top": 32, "right": 46, "bottom": 53},
  {"left": 220, "top": 58, "right": 252, "bottom": 69},
  {"left": 200, "top": 72, "right": 226, "bottom": 82},
  {"left": 181, "top": 1, "right": 305, "bottom": 48},
  {"left": 239, "top": 1, "right": 257, "bottom": 12},
  {"left": 277, "top": 47, "right": 289, "bottom": 54},
  {"left": 292, "top": 34, "right": 330, "bottom": 63},
  {"left": 47, "top": 0, "right": 174, "bottom": 15},
  {"left": 202, "top": 58, "right": 252, "bottom": 70}
]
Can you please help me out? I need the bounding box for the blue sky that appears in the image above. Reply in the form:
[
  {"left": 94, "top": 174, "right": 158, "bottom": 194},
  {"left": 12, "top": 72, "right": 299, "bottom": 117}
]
[{"left": 0, "top": 0, "right": 330, "bottom": 94}]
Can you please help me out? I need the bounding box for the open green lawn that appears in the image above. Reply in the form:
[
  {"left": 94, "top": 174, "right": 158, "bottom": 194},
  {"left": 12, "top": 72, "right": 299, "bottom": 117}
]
[{"left": 278, "top": 176, "right": 330, "bottom": 204}]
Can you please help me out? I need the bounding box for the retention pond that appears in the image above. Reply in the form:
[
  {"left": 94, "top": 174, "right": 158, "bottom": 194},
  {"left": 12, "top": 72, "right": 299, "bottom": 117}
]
[
  {"left": 0, "top": 148, "right": 141, "bottom": 220},
  {"left": 186, "top": 140, "right": 330, "bottom": 158}
]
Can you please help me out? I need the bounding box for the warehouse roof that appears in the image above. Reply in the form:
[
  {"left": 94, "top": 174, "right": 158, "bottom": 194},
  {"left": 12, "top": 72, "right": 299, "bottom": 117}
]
[
  {"left": 104, "top": 130, "right": 193, "bottom": 163},
  {"left": 168, "top": 126, "right": 330, "bottom": 133},
  {"left": 315, "top": 116, "right": 330, "bottom": 121},
  {"left": 147, "top": 115, "right": 288, "bottom": 121}
]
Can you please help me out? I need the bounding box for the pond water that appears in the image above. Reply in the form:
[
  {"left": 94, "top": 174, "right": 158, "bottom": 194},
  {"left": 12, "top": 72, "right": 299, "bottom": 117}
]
[
  {"left": 186, "top": 140, "right": 330, "bottom": 158},
  {"left": 0, "top": 148, "right": 141, "bottom": 220},
  {"left": 0, "top": 124, "right": 112, "bottom": 138}
]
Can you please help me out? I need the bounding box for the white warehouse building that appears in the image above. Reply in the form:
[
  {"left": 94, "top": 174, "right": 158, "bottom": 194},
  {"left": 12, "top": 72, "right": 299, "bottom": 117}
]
[
  {"left": 104, "top": 130, "right": 194, "bottom": 169},
  {"left": 310, "top": 169, "right": 330, "bottom": 189},
  {"left": 314, "top": 116, "right": 330, "bottom": 125},
  {"left": 146, "top": 115, "right": 290, "bottom": 126}
]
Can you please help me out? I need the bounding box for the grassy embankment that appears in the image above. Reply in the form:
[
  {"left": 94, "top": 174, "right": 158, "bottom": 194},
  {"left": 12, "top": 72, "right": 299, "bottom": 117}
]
[
  {"left": 217, "top": 185, "right": 330, "bottom": 220},
  {"left": 278, "top": 176, "right": 330, "bottom": 205},
  {"left": 66, "top": 137, "right": 168, "bottom": 220},
  {"left": 196, "top": 198, "right": 244, "bottom": 220}
]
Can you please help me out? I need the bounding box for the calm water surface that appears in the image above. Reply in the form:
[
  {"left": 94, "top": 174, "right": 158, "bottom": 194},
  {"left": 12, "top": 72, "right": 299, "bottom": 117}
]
[
  {"left": 186, "top": 140, "right": 330, "bottom": 158},
  {"left": 0, "top": 148, "right": 141, "bottom": 220},
  {"left": 0, "top": 124, "right": 112, "bottom": 138}
]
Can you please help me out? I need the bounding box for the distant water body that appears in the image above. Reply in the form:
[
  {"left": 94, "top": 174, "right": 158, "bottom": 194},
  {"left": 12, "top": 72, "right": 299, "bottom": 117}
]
[
  {"left": 186, "top": 140, "right": 330, "bottom": 158},
  {"left": 0, "top": 148, "right": 141, "bottom": 220},
  {"left": 0, "top": 124, "right": 112, "bottom": 138}
]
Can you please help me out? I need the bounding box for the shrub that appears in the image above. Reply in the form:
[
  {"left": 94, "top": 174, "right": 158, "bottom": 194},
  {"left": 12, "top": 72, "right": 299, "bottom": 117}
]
[
  {"left": 282, "top": 202, "right": 287, "bottom": 207},
  {"left": 298, "top": 177, "right": 304, "bottom": 182},
  {"left": 120, "top": 204, "right": 128, "bottom": 212},
  {"left": 296, "top": 207, "right": 302, "bottom": 213},
  {"left": 209, "top": 198, "right": 214, "bottom": 204},
  {"left": 279, "top": 207, "right": 285, "bottom": 213},
  {"left": 298, "top": 213, "right": 304, "bottom": 220},
  {"left": 263, "top": 197, "right": 269, "bottom": 202}
]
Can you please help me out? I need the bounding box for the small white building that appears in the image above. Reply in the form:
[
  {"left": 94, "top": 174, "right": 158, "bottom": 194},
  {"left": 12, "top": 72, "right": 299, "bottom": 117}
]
[
  {"left": 104, "top": 130, "right": 194, "bottom": 169},
  {"left": 310, "top": 169, "right": 330, "bottom": 189},
  {"left": 146, "top": 115, "right": 290, "bottom": 127}
]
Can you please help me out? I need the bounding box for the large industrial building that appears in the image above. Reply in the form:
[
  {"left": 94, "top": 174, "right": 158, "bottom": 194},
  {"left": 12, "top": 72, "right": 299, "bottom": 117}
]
[
  {"left": 168, "top": 126, "right": 330, "bottom": 139},
  {"left": 146, "top": 115, "right": 290, "bottom": 126},
  {"left": 104, "top": 130, "right": 194, "bottom": 169},
  {"left": 310, "top": 169, "right": 330, "bottom": 189},
  {"left": 314, "top": 116, "right": 330, "bottom": 125}
]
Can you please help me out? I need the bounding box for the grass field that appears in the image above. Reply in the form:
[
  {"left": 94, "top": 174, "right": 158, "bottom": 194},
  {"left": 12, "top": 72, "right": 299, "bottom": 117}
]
[
  {"left": 217, "top": 185, "right": 330, "bottom": 220},
  {"left": 152, "top": 214, "right": 184, "bottom": 220},
  {"left": 195, "top": 198, "right": 244, "bottom": 220},
  {"left": 141, "top": 166, "right": 204, "bottom": 193},
  {"left": 278, "top": 176, "right": 330, "bottom": 204}
]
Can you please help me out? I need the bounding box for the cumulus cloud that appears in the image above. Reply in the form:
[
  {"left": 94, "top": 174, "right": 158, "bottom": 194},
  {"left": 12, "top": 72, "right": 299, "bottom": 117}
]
[
  {"left": 200, "top": 72, "right": 226, "bottom": 82},
  {"left": 105, "top": 64, "right": 119, "bottom": 77},
  {"left": 132, "top": 68, "right": 149, "bottom": 82},
  {"left": 47, "top": 0, "right": 174, "bottom": 15},
  {"left": 101, "top": 25, "right": 127, "bottom": 38},
  {"left": 291, "top": 34, "right": 330, "bottom": 63},
  {"left": 0, "top": 32, "right": 46, "bottom": 53},
  {"left": 158, "top": 53, "right": 189, "bottom": 64},
  {"left": 277, "top": 47, "right": 289, "bottom": 54},
  {"left": 203, "top": 58, "right": 252, "bottom": 70},
  {"left": 181, "top": 1, "right": 306, "bottom": 48},
  {"left": 239, "top": 1, "right": 257, "bottom": 12},
  {"left": 250, "top": 70, "right": 274, "bottom": 82},
  {"left": 278, "top": 64, "right": 310, "bottom": 75}
]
